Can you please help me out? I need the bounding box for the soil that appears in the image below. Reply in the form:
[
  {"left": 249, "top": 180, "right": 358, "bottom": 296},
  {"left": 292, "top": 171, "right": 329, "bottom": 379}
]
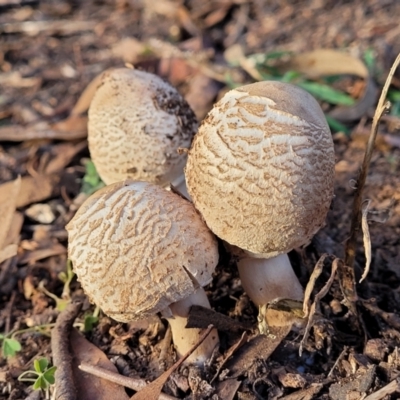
[{"left": 1, "top": 1, "right": 400, "bottom": 399}]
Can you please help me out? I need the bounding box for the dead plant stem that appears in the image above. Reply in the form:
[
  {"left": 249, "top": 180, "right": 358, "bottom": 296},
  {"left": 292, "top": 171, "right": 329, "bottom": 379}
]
[{"left": 344, "top": 53, "right": 400, "bottom": 271}]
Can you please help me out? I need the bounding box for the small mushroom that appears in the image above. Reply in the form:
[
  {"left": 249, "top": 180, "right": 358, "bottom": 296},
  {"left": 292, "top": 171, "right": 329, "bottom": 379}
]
[
  {"left": 185, "top": 81, "right": 335, "bottom": 310},
  {"left": 88, "top": 68, "right": 197, "bottom": 196},
  {"left": 66, "top": 180, "right": 219, "bottom": 365}
]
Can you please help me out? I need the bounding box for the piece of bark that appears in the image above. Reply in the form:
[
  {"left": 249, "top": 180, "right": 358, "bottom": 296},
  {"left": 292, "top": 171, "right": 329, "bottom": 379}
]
[
  {"left": 51, "top": 301, "right": 83, "bottom": 400},
  {"left": 279, "top": 384, "right": 323, "bottom": 400},
  {"left": 225, "top": 326, "right": 292, "bottom": 378}
]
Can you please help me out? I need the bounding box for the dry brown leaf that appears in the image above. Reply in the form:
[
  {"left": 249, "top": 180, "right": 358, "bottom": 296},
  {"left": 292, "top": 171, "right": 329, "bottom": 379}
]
[
  {"left": 0, "top": 176, "right": 21, "bottom": 250},
  {"left": 278, "top": 49, "right": 378, "bottom": 121},
  {"left": 0, "top": 174, "right": 59, "bottom": 208},
  {"left": 18, "top": 243, "right": 67, "bottom": 265},
  {"left": 44, "top": 141, "right": 87, "bottom": 174},
  {"left": 203, "top": 6, "right": 231, "bottom": 27},
  {"left": 0, "top": 71, "right": 41, "bottom": 88},
  {"left": 49, "top": 115, "right": 88, "bottom": 138},
  {"left": 226, "top": 327, "right": 292, "bottom": 378},
  {"left": 3, "top": 212, "right": 24, "bottom": 248},
  {"left": 185, "top": 73, "right": 220, "bottom": 120},
  {"left": 0, "top": 244, "right": 18, "bottom": 264},
  {"left": 70, "top": 72, "right": 106, "bottom": 116},
  {"left": 0, "top": 141, "right": 87, "bottom": 209},
  {"left": 70, "top": 329, "right": 130, "bottom": 400},
  {"left": 0, "top": 116, "right": 87, "bottom": 141},
  {"left": 0, "top": 20, "right": 96, "bottom": 35},
  {"left": 176, "top": 5, "right": 200, "bottom": 36},
  {"left": 211, "top": 332, "right": 248, "bottom": 383},
  {"left": 280, "top": 49, "right": 369, "bottom": 78},
  {"left": 111, "top": 37, "right": 146, "bottom": 64}
]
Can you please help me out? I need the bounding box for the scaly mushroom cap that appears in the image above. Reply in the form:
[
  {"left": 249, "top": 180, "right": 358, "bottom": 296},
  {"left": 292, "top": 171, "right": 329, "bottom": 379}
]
[
  {"left": 88, "top": 68, "right": 197, "bottom": 186},
  {"left": 66, "top": 180, "right": 218, "bottom": 322},
  {"left": 185, "top": 81, "right": 335, "bottom": 258}
]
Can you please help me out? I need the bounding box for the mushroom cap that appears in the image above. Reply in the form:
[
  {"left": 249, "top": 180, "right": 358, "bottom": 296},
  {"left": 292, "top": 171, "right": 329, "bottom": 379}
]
[
  {"left": 66, "top": 180, "right": 218, "bottom": 322},
  {"left": 88, "top": 68, "right": 197, "bottom": 186},
  {"left": 185, "top": 81, "right": 335, "bottom": 258}
]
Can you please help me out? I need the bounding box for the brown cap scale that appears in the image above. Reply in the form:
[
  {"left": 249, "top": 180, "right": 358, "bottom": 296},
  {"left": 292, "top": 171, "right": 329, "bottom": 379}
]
[
  {"left": 88, "top": 68, "right": 197, "bottom": 192},
  {"left": 185, "top": 81, "right": 335, "bottom": 309},
  {"left": 67, "top": 180, "right": 219, "bottom": 365}
]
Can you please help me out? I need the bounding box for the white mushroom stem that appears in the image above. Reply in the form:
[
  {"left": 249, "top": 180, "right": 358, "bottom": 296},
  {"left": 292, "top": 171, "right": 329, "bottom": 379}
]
[
  {"left": 237, "top": 253, "right": 304, "bottom": 307},
  {"left": 165, "top": 287, "right": 219, "bottom": 365}
]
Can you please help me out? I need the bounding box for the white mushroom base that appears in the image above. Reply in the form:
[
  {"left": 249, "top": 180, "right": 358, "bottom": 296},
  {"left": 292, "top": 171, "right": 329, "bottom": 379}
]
[
  {"left": 237, "top": 253, "right": 304, "bottom": 306},
  {"left": 164, "top": 287, "right": 219, "bottom": 365}
]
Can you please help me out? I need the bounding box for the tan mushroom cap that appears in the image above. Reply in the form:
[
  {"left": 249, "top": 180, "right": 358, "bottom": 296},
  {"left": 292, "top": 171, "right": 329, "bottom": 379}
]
[
  {"left": 66, "top": 180, "right": 218, "bottom": 322},
  {"left": 185, "top": 81, "right": 335, "bottom": 258},
  {"left": 88, "top": 68, "right": 197, "bottom": 186}
]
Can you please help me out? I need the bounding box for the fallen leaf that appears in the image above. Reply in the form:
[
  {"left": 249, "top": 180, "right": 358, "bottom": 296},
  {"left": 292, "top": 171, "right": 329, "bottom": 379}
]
[
  {"left": 0, "top": 116, "right": 87, "bottom": 142},
  {"left": 0, "top": 174, "right": 58, "bottom": 208},
  {"left": 0, "top": 244, "right": 18, "bottom": 264},
  {"left": 185, "top": 73, "right": 220, "bottom": 120},
  {"left": 0, "top": 176, "right": 21, "bottom": 250},
  {"left": 18, "top": 243, "right": 67, "bottom": 265},
  {"left": 70, "top": 329, "right": 129, "bottom": 400},
  {"left": 70, "top": 72, "right": 106, "bottom": 116},
  {"left": 277, "top": 49, "right": 378, "bottom": 121},
  {"left": 0, "top": 71, "right": 41, "bottom": 88},
  {"left": 111, "top": 37, "right": 146, "bottom": 64},
  {"left": 225, "top": 327, "right": 291, "bottom": 378},
  {"left": 211, "top": 332, "right": 248, "bottom": 384},
  {"left": 2, "top": 212, "right": 24, "bottom": 248},
  {"left": 44, "top": 141, "right": 87, "bottom": 175}
]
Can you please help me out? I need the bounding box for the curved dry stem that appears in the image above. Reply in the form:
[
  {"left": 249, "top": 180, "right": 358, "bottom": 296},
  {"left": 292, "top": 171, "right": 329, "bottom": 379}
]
[
  {"left": 345, "top": 52, "right": 400, "bottom": 270},
  {"left": 237, "top": 253, "right": 303, "bottom": 306},
  {"left": 165, "top": 287, "right": 219, "bottom": 365}
]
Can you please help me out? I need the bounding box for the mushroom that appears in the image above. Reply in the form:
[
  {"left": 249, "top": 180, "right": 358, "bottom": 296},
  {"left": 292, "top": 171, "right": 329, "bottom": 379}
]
[
  {"left": 66, "top": 180, "right": 219, "bottom": 365},
  {"left": 185, "top": 81, "right": 335, "bottom": 310},
  {"left": 88, "top": 68, "right": 197, "bottom": 197}
]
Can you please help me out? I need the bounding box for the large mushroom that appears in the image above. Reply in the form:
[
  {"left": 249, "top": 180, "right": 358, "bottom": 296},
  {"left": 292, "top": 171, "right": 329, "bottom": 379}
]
[
  {"left": 66, "top": 180, "right": 219, "bottom": 365},
  {"left": 88, "top": 68, "right": 197, "bottom": 196},
  {"left": 185, "top": 81, "right": 335, "bottom": 310}
]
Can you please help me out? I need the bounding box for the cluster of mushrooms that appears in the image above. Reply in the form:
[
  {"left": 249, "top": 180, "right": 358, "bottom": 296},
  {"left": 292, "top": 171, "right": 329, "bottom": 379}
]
[{"left": 66, "top": 68, "right": 335, "bottom": 366}]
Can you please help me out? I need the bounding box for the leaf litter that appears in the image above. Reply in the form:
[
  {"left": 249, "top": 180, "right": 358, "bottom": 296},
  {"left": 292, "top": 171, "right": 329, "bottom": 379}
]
[{"left": 1, "top": 1, "right": 400, "bottom": 399}]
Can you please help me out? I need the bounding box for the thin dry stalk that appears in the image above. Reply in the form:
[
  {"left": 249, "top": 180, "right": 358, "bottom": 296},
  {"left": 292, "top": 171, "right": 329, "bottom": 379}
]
[{"left": 345, "top": 53, "right": 400, "bottom": 270}]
